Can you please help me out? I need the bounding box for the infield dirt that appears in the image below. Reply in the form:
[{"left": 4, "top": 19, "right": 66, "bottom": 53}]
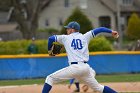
[{"left": 0, "top": 82, "right": 140, "bottom": 93}]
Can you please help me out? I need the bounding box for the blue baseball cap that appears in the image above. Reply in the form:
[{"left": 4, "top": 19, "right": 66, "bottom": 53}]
[{"left": 64, "top": 21, "right": 80, "bottom": 31}]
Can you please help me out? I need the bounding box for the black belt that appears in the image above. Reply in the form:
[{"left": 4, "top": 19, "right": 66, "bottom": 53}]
[{"left": 71, "top": 62, "right": 87, "bottom": 64}]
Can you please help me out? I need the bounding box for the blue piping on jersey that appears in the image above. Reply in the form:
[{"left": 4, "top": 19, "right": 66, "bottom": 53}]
[
  {"left": 48, "top": 35, "right": 57, "bottom": 50},
  {"left": 92, "top": 27, "right": 112, "bottom": 36}
]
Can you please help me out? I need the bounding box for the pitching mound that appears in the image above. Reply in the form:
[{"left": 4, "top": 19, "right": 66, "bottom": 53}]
[{"left": 0, "top": 82, "right": 140, "bottom": 93}]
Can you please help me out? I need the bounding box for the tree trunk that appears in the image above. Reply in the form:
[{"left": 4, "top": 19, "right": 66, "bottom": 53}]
[
  {"left": 12, "top": 0, "right": 41, "bottom": 39},
  {"left": 20, "top": 21, "right": 36, "bottom": 39}
]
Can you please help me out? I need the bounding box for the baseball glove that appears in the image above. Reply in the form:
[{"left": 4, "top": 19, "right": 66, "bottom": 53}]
[{"left": 49, "top": 44, "right": 62, "bottom": 56}]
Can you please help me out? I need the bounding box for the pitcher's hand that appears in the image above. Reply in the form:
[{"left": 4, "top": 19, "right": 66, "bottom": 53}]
[{"left": 112, "top": 31, "right": 119, "bottom": 38}]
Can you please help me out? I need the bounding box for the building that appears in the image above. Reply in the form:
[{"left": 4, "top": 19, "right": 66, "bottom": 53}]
[
  {"left": 0, "top": 0, "right": 140, "bottom": 40},
  {"left": 39, "top": 0, "right": 140, "bottom": 31},
  {"left": 0, "top": 10, "right": 20, "bottom": 41}
]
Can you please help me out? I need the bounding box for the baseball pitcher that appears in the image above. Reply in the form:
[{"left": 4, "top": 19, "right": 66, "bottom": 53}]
[{"left": 42, "top": 21, "right": 119, "bottom": 93}]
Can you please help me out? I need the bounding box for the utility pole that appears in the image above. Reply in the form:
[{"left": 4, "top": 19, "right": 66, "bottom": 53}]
[{"left": 117, "top": 0, "right": 123, "bottom": 50}]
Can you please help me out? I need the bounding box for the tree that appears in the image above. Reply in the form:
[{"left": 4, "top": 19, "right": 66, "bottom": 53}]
[
  {"left": 61, "top": 8, "right": 93, "bottom": 34},
  {"left": 11, "top": 0, "right": 43, "bottom": 39},
  {"left": 126, "top": 13, "right": 140, "bottom": 39},
  {"left": 0, "top": 0, "right": 50, "bottom": 39}
]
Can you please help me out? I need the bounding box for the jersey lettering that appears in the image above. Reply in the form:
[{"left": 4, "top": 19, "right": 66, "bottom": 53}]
[{"left": 71, "top": 39, "right": 83, "bottom": 50}]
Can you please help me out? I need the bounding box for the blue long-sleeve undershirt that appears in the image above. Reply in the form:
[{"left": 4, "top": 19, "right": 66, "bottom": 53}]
[
  {"left": 92, "top": 27, "right": 112, "bottom": 36},
  {"left": 48, "top": 35, "right": 57, "bottom": 51},
  {"left": 69, "top": 78, "right": 75, "bottom": 85}
]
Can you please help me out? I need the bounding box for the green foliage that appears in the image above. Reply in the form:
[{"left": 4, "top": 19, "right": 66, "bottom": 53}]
[
  {"left": 0, "top": 40, "right": 27, "bottom": 55},
  {"left": 61, "top": 7, "right": 93, "bottom": 34},
  {"left": 0, "top": 37, "right": 112, "bottom": 55},
  {"left": 35, "top": 40, "right": 48, "bottom": 54},
  {"left": 126, "top": 13, "right": 140, "bottom": 39},
  {"left": 38, "top": 28, "right": 59, "bottom": 35},
  {"left": 0, "top": 40, "right": 48, "bottom": 55},
  {"left": 89, "top": 36, "right": 113, "bottom": 51}
]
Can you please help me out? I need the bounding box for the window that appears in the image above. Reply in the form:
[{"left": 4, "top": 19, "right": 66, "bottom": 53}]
[
  {"left": 45, "top": 19, "right": 49, "bottom": 26},
  {"left": 122, "top": 0, "right": 133, "bottom": 5},
  {"left": 64, "top": 0, "right": 69, "bottom": 7},
  {"left": 20, "top": 0, "right": 27, "bottom": 4},
  {"left": 80, "top": 0, "right": 87, "bottom": 9},
  {"left": 58, "top": 18, "right": 63, "bottom": 26},
  {"left": 99, "top": 16, "right": 111, "bottom": 28}
]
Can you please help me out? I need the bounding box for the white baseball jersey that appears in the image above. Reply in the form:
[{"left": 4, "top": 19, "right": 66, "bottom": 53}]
[{"left": 56, "top": 31, "right": 94, "bottom": 63}]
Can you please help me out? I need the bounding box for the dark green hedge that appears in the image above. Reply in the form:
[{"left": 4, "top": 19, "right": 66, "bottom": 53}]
[{"left": 0, "top": 37, "right": 112, "bottom": 55}]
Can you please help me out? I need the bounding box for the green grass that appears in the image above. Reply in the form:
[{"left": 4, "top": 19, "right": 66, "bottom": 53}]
[
  {"left": 0, "top": 74, "right": 140, "bottom": 86},
  {"left": 96, "top": 73, "right": 140, "bottom": 82},
  {"left": 0, "top": 78, "right": 44, "bottom": 86}
]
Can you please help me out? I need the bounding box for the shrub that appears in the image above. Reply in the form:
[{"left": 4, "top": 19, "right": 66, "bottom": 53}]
[
  {"left": 61, "top": 7, "right": 93, "bottom": 34},
  {"left": 126, "top": 13, "right": 140, "bottom": 39},
  {"left": 0, "top": 40, "right": 27, "bottom": 55},
  {"left": 0, "top": 40, "right": 48, "bottom": 55},
  {"left": 89, "top": 36, "right": 113, "bottom": 51},
  {"left": 35, "top": 40, "right": 48, "bottom": 54},
  {"left": 0, "top": 37, "right": 113, "bottom": 55}
]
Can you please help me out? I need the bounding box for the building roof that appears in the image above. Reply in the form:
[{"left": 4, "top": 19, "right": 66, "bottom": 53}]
[
  {"left": 100, "top": 0, "right": 140, "bottom": 12},
  {"left": 0, "top": 23, "right": 18, "bottom": 32}
]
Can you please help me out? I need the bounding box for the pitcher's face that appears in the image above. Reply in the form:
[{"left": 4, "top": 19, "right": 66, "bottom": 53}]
[{"left": 66, "top": 28, "right": 75, "bottom": 35}]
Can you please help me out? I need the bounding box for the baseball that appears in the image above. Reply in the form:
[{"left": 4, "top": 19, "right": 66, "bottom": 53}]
[{"left": 82, "top": 85, "right": 89, "bottom": 92}]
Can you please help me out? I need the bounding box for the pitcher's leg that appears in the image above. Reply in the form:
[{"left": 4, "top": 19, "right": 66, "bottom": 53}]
[
  {"left": 42, "top": 83, "right": 52, "bottom": 93},
  {"left": 82, "top": 75, "right": 104, "bottom": 93},
  {"left": 74, "top": 79, "right": 80, "bottom": 92},
  {"left": 82, "top": 68, "right": 117, "bottom": 93},
  {"left": 42, "top": 66, "right": 73, "bottom": 93},
  {"left": 103, "top": 86, "right": 117, "bottom": 93}
]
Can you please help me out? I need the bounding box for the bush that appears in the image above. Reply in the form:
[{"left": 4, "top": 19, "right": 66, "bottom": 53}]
[
  {"left": 0, "top": 40, "right": 27, "bottom": 55},
  {"left": 89, "top": 36, "right": 113, "bottom": 51},
  {"left": 0, "top": 37, "right": 112, "bottom": 55},
  {"left": 126, "top": 13, "right": 140, "bottom": 39},
  {"left": 61, "top": 7, "right": 93, "bottom": 34},
  {"left": 0, "top": 40, "right": 48, "bottom": 55}
]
